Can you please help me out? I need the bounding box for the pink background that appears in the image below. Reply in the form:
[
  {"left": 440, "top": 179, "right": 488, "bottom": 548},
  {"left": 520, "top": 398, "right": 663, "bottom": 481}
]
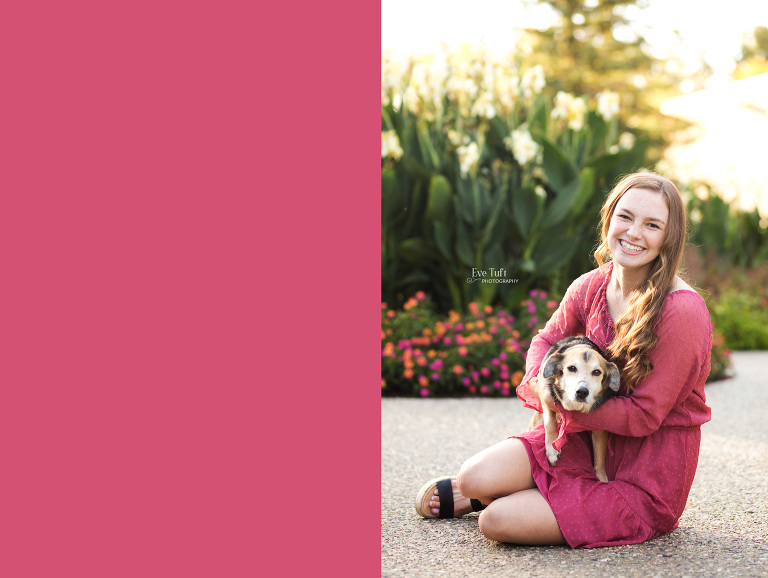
[{"left": 0, "top": 1, "right": 379, "bottom": 575}]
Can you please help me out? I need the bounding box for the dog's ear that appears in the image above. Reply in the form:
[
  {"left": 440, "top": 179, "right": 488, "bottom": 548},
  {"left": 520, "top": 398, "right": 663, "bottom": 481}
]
[
  {"left": 604, "top": 361, "right": 621, "bottom": 392},
  {"left": 542, "top": 353, "right": 564, "bottom": 379}
]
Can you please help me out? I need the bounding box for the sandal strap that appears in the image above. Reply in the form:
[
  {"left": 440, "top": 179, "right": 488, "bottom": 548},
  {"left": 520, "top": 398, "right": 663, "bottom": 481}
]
[
  {"left": 435, "top": 478, "right": 454, "bottom": 518},
  {"left": 470, "top": 498, "right": 486, "bottom": 512}
]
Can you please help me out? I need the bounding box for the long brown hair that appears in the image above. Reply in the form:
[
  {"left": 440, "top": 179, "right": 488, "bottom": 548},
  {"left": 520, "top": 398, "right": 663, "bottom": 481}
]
[{"left": 594, "top": 172, "right": 687, "bottom": 390}]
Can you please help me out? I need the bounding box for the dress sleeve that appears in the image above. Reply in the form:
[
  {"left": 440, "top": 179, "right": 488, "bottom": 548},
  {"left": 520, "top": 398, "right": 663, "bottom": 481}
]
[
  {"left": 515, "top": 273, "right": 591, "bottom": 411},
  {"left": 556, "top": 291, "right": 711, "bottom": 442}
]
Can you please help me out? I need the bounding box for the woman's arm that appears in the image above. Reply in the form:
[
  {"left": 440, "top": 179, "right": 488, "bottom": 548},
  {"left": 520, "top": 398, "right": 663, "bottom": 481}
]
[
  {"left": 560, "top": 291, "right": 711, "bottom": 437},
  {"left": 516, "top": 273, "right": 593, "bottom": 410}
]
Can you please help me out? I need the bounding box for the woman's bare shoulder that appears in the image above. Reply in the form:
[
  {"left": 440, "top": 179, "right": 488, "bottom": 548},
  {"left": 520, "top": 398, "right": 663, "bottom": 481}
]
[{"left": 670, "top": 276, "right": 695, "bottom": 293}]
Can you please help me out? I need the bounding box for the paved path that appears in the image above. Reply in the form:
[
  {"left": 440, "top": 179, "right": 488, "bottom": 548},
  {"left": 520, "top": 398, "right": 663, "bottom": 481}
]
[{"left": 382, "top": 351, "right": 768, "bottom": 577}]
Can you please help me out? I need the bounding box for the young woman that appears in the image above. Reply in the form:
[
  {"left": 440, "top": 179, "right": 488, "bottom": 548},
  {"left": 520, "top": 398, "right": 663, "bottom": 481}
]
[{"left": 415, "top": 172, "right": 712, "bottom": 549}]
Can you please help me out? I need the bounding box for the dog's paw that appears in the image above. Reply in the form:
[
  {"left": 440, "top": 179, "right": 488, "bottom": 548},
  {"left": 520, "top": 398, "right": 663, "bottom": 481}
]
[
  {"left": 545, "top": 445, "right": 560, "bottom": 466},
  {"left": 595, "top": 469, "right": 609, "bottom": 483}
]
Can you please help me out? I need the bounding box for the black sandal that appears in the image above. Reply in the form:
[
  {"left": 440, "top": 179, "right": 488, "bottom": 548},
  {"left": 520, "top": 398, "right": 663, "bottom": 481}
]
[{"left": 415, "top": 476, "right": 487, "bottom": 518}]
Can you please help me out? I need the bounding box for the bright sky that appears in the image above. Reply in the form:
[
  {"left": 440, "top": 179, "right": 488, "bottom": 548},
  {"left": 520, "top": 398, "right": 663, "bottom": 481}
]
[{"left": 382, "top": 0, "right": 768, "bottom": 84}]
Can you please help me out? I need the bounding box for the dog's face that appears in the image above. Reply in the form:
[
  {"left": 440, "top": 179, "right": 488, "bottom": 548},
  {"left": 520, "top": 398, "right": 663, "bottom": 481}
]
[{"left": 542, "top": 345, "right": 620, "bottom": 412}]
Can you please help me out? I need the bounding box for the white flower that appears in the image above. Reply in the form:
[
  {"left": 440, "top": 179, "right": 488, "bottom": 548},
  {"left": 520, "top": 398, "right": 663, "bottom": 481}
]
[
  {"left": 520, "top": 65, "right": 546, "bottom": 98},
  {"left": 596, "top": 90, "right": 620, "bottom": 121},
  {"left": 403, "top": 86, "right": 420, "bottom": 114},
  {"left": 534, "top": 186, "right": 547, "bottom": 200},
  {"left": 457, "top": 142, "right": 480, "bottom": 177},
  {"left": 504, "top": 128, "right": 540, "bottom": 166},
  {"left": 447, "top": 129, "right": 467, "bottom": 147},
  {"left": 471, "top": 92, "right": 496, "bottom": 119},
  {"left": 619, "top": 132, "right": 636, "bottom": 150},
  {"left": 381, "top": 130, "right": 403, "bottom": 160},
  {"left": 551, "top": 91, "right": 587, "bottom": 131}
]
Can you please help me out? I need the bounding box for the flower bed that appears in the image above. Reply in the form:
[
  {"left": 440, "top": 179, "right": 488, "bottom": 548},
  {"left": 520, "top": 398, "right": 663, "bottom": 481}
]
[{"left": 381, "top": 290, "right": 732, "bottom": 396}]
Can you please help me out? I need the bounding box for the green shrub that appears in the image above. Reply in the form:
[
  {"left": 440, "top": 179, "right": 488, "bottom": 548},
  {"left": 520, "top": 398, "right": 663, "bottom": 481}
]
[
  {"left": 709, "top": 290, "right": 768, "bottom": 350},
  {"left": 708, "top": 328, "right": 732, "bottom": 382}
]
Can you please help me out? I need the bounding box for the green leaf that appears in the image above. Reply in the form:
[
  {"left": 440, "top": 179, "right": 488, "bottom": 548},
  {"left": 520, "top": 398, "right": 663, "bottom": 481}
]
[
  {"left": 433, "top": 221, "right": 454, "bottom": 261},
  {"left": 542, "top": 139, "right": 577, "bottom": 191},
  {"left": 530, "top": 230, "right": 582, "bottom": 275},
  {"left": 455, "top": 218, "right": 475, "bottom": 267},
  {"left": 399, "top": 238, "right": 440, "bottom": 266},
  {"left": 539, "top": 177, "right": 582, "bottom": 228},
  {"left": 424, "top": 175, "right": 453, "bottom": 224},
  {"left": 416, "top": 123, "right": 440, "bottom": 170},
  {"left": 381, "top": 169, "right": 402, "bottom": 221},
  {"left": 511, "top": 185, "right": 539, "bottom": 240}
]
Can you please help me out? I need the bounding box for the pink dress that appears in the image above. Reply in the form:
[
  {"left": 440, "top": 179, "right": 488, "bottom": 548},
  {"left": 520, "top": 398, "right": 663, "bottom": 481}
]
[{"left": 514, "top": 262, "right": 712, "bottom": 549}]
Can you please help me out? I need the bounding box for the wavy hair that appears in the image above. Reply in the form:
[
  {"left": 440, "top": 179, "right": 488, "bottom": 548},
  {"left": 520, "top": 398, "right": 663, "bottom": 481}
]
[{"left": 594, "top": 172, "right": 687, "bottom": 390}]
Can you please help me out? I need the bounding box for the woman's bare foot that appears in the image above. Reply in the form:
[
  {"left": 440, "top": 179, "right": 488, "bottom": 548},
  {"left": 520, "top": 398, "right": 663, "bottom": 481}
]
[
  {"left": 429, "top": 478, "right": 473, "bottom": 516},
  {"left": 415, "top": 476, "right": 476, "bottom": 518}
]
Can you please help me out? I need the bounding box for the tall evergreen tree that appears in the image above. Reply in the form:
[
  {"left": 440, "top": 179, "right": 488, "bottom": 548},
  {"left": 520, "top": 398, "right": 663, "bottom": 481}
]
[{"left": 519, "top": 0, "right": 708, "bottom": 163}]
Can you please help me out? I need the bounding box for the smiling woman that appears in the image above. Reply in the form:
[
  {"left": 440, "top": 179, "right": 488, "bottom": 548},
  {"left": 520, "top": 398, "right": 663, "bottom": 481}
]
[{"left": 415, "top": 172, "right": 712, "bottom": 549}]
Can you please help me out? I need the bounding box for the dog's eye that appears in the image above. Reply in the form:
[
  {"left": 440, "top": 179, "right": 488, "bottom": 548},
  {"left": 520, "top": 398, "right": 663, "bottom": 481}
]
[
  {"left": 567, "top": 366, "right": 577, "bottom": 372},
  {"left": 592, "top": 369, "right": 602, "bottom": 376}
]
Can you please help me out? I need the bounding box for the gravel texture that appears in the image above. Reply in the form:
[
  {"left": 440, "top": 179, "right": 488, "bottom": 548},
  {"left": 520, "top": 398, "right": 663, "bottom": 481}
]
[{"left": 382, "top": 351, "right": 768, "bottom": 577}]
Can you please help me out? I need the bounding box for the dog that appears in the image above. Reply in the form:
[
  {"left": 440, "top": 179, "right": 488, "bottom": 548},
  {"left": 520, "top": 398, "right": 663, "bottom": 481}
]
[{"left": 527, "top": 336, "right": 620, "bottom": 482}]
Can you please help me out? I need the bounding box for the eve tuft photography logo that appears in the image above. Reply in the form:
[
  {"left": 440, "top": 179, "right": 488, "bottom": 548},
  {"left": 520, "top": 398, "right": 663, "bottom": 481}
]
[{"left": 467, "top": 268, "right": 519, "bottom": 284}]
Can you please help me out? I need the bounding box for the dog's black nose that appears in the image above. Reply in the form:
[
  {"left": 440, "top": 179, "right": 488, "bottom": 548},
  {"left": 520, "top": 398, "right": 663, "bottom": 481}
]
[{"left": 576, "top": 387, "right": 589, "bottom": 400}]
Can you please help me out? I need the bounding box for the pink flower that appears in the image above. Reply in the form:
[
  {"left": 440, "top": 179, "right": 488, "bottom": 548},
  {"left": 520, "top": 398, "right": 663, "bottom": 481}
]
[
  {"left": 493, "top": 380, "right": 501, "bottom": 389},
  {"left": 443, "top": 337, "right": 452, "bottom": 346},
  {"left": 454, "top": 323, "right": 464, "bottom": 331},
  {"left": 499, "top": 352, "right": 507, "bottom": 361},
  {"left": 527, "top": 302, "right": 536, "bottom": 314},
  {"left": 491, "top": 358, "right": 500, "bottom": 366},
  {"left": 471, "top": 371, "right": 480, "bottom": 380},
  {"left": 462, "top": 377, "right": 471, "bottom": 386},
  {"left": 432, "top": 373, "right": 440, "bottom": 381},
  {"left": 489, "top": 326, "right": 498, "bottom": 334},
  {"left": 481, "top": 367, "right": 491, "bottom": 377},
  {"left": 537, "top": 290, "right": 546, "bottom": 299},
  {"left": 415, "top": 291, "right": 426, "bottom": 300},
  {"left": 480, "top": 385, "right": 489, "bottom": 395},
  {"left": 501, "top": 386, "right": 511, "bottom": 396},
  {"left": 420, "top": 388, "right": 429, "bottom": 397},
  {"left": 529, "top": 290, "right": 537, "bottom": 297}
]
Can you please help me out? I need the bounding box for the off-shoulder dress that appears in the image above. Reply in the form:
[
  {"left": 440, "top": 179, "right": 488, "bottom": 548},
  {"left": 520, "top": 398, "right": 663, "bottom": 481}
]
[{"left": 514, "top": 262, "right": 712, "bottom": 548}]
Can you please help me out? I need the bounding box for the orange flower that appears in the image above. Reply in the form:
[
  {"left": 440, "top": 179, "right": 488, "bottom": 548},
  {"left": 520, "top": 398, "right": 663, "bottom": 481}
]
[
  {"left": 418, "top": 375, "right": 429, "bottom": 386},
  {"left": 417, "top": 357, "right": 427, "bottom": 367},
  {"left": 452, "top": 365, "right": 464, "bottom": 375},
  {"left": 422, "top": 328, "right": 433, "bottom": 337},
  {"left": 469, "top": 302, "right": 479, "bottom": 314},
  {"left": 458, "top": 346, "right": 468, "bottom": 356},
  {"left": 381, "top": 379, "right": 386, "bottom": 388},
  {"left": 476, "top": 320, "right": 485, "bottom": 329},
  {"left": 404, "top": 360, "right": 414, "bottom": 369},
  {"left": 512, "top": 371, "right": 524, "bottom": 386},
  {"left": 484, "top": 305, "right": 493, "bottom": 314},
  {"left": 404, "top": 369, "right": 414, "bottom": 379},
  {"left": 387, "top": 311, "right": 396, "bottom": 318},
  {"left": 427, "top": 349, "right": 437, "bottom": 358}
]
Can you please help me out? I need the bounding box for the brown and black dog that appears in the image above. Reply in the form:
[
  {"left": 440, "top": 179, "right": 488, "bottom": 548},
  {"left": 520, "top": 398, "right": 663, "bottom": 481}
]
[{"left": 528, "top": 336, "right": 620, "bottom": 482}]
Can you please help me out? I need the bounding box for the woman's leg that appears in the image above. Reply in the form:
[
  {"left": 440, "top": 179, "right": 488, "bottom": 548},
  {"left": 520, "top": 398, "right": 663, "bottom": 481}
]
[
  {"left": 426, "top": 438, "right": 534, "bottom": 515},
  {"left": 478, "top": 489, "right": 565, "bottom": 545},
  {"left": 426, "top": 438, "right": 565, "bottom": 545}
]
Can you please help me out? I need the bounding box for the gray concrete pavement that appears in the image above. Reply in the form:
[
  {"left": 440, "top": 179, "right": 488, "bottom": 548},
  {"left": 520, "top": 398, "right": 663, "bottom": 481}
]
[{"left": 382, "top": 351, "right": 768, "bottom": 577}]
